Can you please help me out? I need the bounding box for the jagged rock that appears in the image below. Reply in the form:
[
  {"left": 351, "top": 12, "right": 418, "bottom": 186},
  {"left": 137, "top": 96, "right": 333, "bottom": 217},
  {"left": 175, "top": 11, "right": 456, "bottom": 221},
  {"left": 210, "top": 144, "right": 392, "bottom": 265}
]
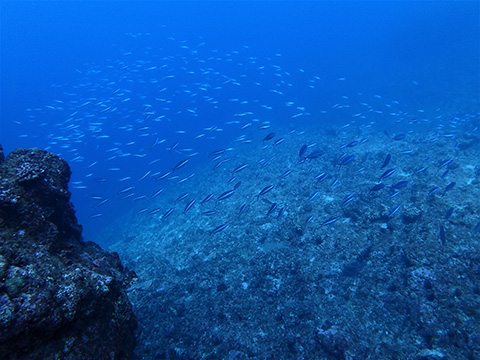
[
  {"left": 0, "top": 147, "right": 137, "bottom": 360},
  {"left": 402, "top": 206, "right": 422, "bottom": 224}
]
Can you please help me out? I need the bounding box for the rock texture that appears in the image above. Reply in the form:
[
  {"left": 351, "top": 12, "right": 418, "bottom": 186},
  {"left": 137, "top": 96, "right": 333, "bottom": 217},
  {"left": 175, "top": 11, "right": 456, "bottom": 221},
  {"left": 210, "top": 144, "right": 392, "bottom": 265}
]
[
  {"left": 0, "top": 146, "right": 137, "bottom": 360},
  {"left": 106, "top": 124, "right": 480, "bottom": 360}
]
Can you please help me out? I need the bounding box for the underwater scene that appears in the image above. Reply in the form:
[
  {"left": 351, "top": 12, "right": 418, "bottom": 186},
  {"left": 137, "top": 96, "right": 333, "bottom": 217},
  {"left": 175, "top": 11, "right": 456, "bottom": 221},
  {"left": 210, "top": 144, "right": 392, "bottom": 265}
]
[{"left": 1, "top": 1, "right": 479, "bottom": 359}]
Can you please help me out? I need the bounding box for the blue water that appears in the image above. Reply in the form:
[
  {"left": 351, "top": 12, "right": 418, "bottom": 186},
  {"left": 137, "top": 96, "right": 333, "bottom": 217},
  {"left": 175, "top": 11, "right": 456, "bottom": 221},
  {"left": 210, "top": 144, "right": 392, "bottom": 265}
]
[{"left": 1, "top": 1, "right": 478, "bottom": 243}]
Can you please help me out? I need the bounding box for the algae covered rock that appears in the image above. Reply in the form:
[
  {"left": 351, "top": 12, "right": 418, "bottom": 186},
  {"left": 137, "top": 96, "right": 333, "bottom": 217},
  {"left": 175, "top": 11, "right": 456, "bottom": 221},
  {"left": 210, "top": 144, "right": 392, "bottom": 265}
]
[{"left": 0, "top": 147, "right": 137, "bottom": 360}]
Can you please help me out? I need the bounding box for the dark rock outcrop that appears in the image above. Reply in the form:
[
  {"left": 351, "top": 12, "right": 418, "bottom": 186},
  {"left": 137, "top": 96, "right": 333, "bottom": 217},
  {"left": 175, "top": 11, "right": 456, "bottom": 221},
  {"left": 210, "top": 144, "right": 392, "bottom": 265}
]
[{"left": 0, "top": 147, "right": 137, "bottom": 360}]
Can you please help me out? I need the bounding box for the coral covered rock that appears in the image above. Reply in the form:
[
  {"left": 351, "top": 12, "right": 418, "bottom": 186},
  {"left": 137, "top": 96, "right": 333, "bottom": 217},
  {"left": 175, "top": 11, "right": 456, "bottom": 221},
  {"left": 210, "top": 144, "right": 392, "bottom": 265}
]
[{"left": 0, "top": 147, "right": 137, "bottom": 360}]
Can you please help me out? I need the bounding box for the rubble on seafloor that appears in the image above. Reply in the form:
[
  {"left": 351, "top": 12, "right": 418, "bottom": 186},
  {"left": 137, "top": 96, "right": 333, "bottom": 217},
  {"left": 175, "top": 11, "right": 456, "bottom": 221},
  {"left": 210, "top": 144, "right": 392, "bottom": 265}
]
[{"left": 105, "top": 124, "right": 480, "bottom": 360}]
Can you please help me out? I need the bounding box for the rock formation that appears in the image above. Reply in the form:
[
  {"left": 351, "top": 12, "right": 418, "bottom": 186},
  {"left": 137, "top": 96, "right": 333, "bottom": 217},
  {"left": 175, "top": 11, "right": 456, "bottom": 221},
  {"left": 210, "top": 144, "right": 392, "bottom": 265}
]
[{"left": 0, "top": 146, "right": 137, "bottom": 360}]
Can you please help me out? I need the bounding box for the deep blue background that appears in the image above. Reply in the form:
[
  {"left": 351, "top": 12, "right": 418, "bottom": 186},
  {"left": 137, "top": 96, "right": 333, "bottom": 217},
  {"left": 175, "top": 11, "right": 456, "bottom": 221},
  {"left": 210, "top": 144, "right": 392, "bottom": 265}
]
[
  {"left": 1, "top": 1, "right": 478, "bottom": 241},
  {"left": 3, "top": 1, "right": 478, "bottom": 116}
]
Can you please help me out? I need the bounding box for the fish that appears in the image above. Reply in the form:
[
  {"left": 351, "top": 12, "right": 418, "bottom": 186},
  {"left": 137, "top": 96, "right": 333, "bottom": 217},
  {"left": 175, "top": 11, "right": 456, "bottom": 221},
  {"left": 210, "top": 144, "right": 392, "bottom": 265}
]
[
  {"left": 263, "top": 132, "right": 275, "bottom": 142},
  {"left": 381, "top": 153, "right": 391, "bottom": 169},
  {"left": 201, "top": 193, "right": 215, "bottom": 204},
  {"left": 393, "top": 134, "right": 406, "bottom": 140},
  {"left": 172, "top": 158, "right": 189, "bottom": 172},
  {"left": 135, "top": 208, "right": 147, "bottom": 215},
  {"left": 118, "top": 186, "right": 134, "bottom": 194},
  {"left": 210, "top": 223, "right": 228, "bottom": 235},
  {"left": 387, "top": 191, "right": 401, "bottom": 199},
  {"left": 267, "top": 202, "right": 278, "bottom": 216},
  {"left": 390, "top": 181, "right": 408, "bottom": 190},
  {"left": 305, "top": 215, "right": 314, "bottom": 225},
  {"left": 177, "top": 173, "right": 195, "bottom": 184},
  {"left": 299, "top": 145, "right": 308, "bottom": 158},
  {"left": 214, "top": 159, "right": 229, "bottom": 169},
  {"left": 239, "top": 204, "right": 247, "bottom": 214},
  {"left": 217, "top": 189, "right": 236, "bottom": 201},
  {"left": 259, "top": 157, "right": 273, "bottom": 169},
  {"left": 322, "top": 217, "right": 338, "bottom": 226},
  {"left": 202, "top": 210, "right": 217, "bottom": 216},
  {"left": 150, "top": 188, "right": 164, "bottom": 199},
  {"left": 338, "top": 155, "right": 355, "bottom": 167},
  {"left": 232, "top": 164, "right": 248, "bottom": 173},
  {"left": 341, "top": 194, "right": 355, "bottom": 207},
  {"left": 279, "top": 169, "right": 293, "bottom": 178},
  {"left": 183, "top": 199, "right": 196, "bottom": 214},
  {"left": 168, "top": 143, "right": 179, "bottom": 152},
  {"left": 330, "top": 178, "right": 340, "bottom": 187},
  {"left": 211, "top": 155, "right": 223, "bottom": 162},
  {"left": 307, "top": 191, "right": 319, "bottom": 202},
  {"left": 306, "top": 149, "right": 324, "bottom": 159},
  {"left": 388, "top": 205, "right": 401, "bottom": 219},
  {"left": 445, "top": 182, "right": 456, "bottom": 192},
  {"left": 315, "top": 172, "right": 328, "bottom": 183},
  {"left": 370, "top": 184, "right": 385, "bottom": 192},
  {"left": 175, "top": 193, "right": 189, "bottom": 202},
  {"left": 26, "top": 32, "right": 480, "bottom": 245},
  {"left": 95, "top": 199, "right": 109, "bottom": 207},
  {"left": 209, "top": 149, "right": 226, "bottom": 157},
  {"left": 379, "top": 168, "right": 396, "bottom": 180},
  {"left": 156, "top": 171, "right": 171, "bottom": 180},
  {"left": 438, "top": 159, "right": 454, "bottom": 169},
  {"left": 161, "top": 208, "right": 174, "bottom": 220},
  {"left": 148, "top": 208, "right": 162, "bottom": 215},
  {"left": 428, "top": 187, "right": 439, "bottom": 196},
  {"left": 257, "top": 185, "right": 274, "bottom": 198}
]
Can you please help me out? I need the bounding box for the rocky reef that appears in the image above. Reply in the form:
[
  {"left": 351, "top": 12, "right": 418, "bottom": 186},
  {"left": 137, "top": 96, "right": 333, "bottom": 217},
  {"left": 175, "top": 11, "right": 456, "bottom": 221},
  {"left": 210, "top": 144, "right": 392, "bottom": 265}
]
[
  {"left": 105, "top": 121, "right": 480, "bottom": 360},
  {"left": 0, "top": 145, "right": 137, "bottom": 360}
]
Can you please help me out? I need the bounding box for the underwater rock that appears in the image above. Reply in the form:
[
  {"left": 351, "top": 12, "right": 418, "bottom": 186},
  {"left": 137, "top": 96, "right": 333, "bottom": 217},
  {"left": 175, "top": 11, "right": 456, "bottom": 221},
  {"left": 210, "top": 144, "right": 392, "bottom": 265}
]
[
  {"left": 402, "top": 206, "right": 422, "bottom": 224},
  {"left": 0, "top": 147, "right": 137, "bottom": 360}
]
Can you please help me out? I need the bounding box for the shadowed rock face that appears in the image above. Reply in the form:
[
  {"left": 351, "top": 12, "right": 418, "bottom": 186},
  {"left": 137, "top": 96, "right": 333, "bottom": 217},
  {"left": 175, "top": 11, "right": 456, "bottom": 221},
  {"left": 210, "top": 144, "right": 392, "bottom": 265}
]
[{"left": 0, "top": 147, "right": 137, "bottom": 360}]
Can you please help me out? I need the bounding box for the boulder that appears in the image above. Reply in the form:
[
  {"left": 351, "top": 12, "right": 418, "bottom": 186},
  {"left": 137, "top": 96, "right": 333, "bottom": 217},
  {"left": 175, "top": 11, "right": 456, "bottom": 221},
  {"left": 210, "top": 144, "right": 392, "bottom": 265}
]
[{"left": 0, "top": 147, "right": 137, "bottom": 360}]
